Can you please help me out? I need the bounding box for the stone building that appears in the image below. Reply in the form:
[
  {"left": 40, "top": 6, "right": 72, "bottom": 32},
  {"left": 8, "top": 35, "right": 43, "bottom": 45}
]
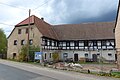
[
  {"left": 115, "top": 1, "right": 120, "bottom": 70},
  {"left": 7, "top": 15, "right": 116, "bottom": 62}
]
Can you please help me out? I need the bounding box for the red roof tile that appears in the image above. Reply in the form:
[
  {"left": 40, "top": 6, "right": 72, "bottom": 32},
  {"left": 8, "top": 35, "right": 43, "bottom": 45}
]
[{"left": 15, "top": 15, "right": 35, "bottom": 26}]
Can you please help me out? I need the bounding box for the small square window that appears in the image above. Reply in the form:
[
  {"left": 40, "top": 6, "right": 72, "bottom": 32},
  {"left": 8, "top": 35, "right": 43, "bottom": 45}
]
[
  {"left": 18, "top": 29, "right": 21, "bottom": 34},
  {"left": 21, "top": 40, "right": 25, "bottom": 45},
  {"left": 14, "top": 40, "right": 17, "bottom": 45},
  {"left": 85, "top": 53, "right": 88, "bottom": 58}
]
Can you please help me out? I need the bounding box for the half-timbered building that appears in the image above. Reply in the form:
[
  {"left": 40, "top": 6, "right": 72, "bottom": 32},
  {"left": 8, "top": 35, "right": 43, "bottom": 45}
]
[{"left": 7, "top": 15, "right": 116, "bottom": 62}]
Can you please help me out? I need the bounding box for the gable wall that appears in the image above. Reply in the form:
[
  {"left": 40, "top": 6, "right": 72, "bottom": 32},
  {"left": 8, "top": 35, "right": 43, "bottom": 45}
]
[{"left": 7, "top": 25, "right": 43, "bottom": 59}]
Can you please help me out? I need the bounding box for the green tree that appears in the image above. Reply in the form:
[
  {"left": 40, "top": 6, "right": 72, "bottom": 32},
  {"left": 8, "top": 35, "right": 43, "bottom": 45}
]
[
  {"left": 0, "top": 28, "right": 7, "bottom": 58},
  {"left": 18, "top": 45, "right": 40, "bottom": 62},
  {"left": 18, "top": 45, "right": 28, "bottom": 61},
  {"left": 29, "top": 45, "right": 40, "bottom": 61}
]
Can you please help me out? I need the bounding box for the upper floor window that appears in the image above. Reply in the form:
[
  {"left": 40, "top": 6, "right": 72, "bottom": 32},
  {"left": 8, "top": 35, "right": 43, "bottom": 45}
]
[
  {"left": 70, "top": 42, "right": 74, "bottom": 46},
  {"left": 14, "top": 40, "right": 17, "bottom": 45},
  {"left": 26, "top": 28, "right": 28, "bottom": 34},
  {"left": 102, "top": 41, "right": 106, "bottom": 46},
  {"left": 79, "top": 41, "right": 84, "bottom": 46},
  {"left": 18, "top": 29, "right": 21, "bottom": 34},
  {"left": 97, "top": 41, "right": 101, "bottom": 46},
  {"left": 94, "top": 41, "right": 97, "bottom": 46},
  {"left": 89, "top": 41, "right": 93, "bottom": 46},
  {"left": 84, "top": 41, "right": 88, "bottom": 46},
  {"left": 63, "top": 42, "right": 66, "bottom": 46},
  {"left": 21, "top": 40, "right": 25, "bottom": 45}
]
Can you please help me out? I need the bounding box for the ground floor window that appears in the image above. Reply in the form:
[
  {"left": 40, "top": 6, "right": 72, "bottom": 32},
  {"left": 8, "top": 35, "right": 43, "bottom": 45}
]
[{"left": 50, "top": 53, "right": 52, "bottom": 58}]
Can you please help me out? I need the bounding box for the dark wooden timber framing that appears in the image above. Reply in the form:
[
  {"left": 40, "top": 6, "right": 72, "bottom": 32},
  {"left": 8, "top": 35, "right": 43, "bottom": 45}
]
[{"left": 42, "top": 37, "right": 115, "bottom": 51}]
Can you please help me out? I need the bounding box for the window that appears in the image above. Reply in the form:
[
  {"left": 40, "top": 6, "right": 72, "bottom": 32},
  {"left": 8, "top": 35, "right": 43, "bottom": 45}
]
[
  {"left": 75, "top": 41, "right": 79, "bottom": 46},
  {"left": 89, "top": 41, "right": 93, "bottom": 46},
  {"left": 70, "top": 42, "right": 74, "bottom": 46},
  {"left": 63, "top": 42, "right": 66, "bottom": 46},
  {"left": 29, "top": 39, "right": 33, "bottom": 45},
  {"left": 18, "top": 29, "right": 21, "bottom": 34},
  {"left": 52, "top": 41, "right": 54, "bottom": 46},
  {"left": 84, "top": 41, "right": 88, "bottom": 46},
  {"left": 108, "top": 53, "right": 112, "bottom": 56},
  {"left": 63, "top": 53, "right": 68, "bottom": 58},
  {"left": 97, "top": 41, "right": 101, "bottom": 46},
  {"left": 85, "top": 53, "right": 88, "bottom": 58},
  {"left": 50, "top": 53, "right": 52, "bottom": 58},
  {"left": 47, "top": 40, "right": 50, "bottom": 46},
  {"left": 79, "top": 41, "right": 84, "bottom": 46},
  {"left": 14, "top": 40, "right": 17, "bottom": 45},
  {"left": 97, "top": 53, "right": 100, "bottom": 56},
  {"left": 49, "top": 40, "right": 52, "bottom": 46},
  {"left": 102, "top": 41, "right": 106, "bottom": 46},
  {"left": 26, "top": 28, "right": 28, "bottom": 34},
  {"left": 21, "top": 40, "right": 25, "bottom": 45},
  {"left": 66, "top": 42, "right": 70, "bottom": 46},
  {"left": 94, "top": 41, "right": 97, "bottom": 46},
  {"left": 45, "top": 53, "right": 47, "bottom": 59}
]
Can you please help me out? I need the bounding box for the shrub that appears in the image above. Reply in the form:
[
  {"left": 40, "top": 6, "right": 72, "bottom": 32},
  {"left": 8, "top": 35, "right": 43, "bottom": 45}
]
[
  {"left": 18, "top": 45, "right": 28, "bottom": 62},
  {"left": 52, "top": 51, "right": 59, "bottom": 62}
]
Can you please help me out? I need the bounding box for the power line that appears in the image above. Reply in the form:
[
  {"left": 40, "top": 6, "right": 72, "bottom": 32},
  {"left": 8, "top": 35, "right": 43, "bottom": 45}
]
[
  {"left": 0, "top": 22, "right": 14, "bottom": 26},
  {"left": 33, "top": 0, "right": 53, "bottom": 11},
  {"left": 0, "top": 2, "right": 27, "bottom": 10}
]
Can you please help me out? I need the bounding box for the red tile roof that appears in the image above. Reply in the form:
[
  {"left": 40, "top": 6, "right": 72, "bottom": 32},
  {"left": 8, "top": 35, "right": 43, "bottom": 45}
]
[
  {"left": 16, "top": 15, "right": 35, "bottom": 26},
  {"left": 15, "top": 15, "right": 58, "bottom": 40}
]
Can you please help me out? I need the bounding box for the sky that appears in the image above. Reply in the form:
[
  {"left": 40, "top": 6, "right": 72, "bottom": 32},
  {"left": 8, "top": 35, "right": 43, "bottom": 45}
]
[{"left": 0, "top": 0, "right": 119, "bottom": 37}]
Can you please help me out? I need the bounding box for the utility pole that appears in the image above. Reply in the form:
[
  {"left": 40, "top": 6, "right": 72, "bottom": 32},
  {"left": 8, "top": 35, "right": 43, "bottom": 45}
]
[{"left": 27, "top": 9, "right": 31, "bottom": 62}]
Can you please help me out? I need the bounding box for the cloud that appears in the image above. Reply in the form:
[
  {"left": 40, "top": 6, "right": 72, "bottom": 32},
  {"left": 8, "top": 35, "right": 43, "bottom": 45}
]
[{"left": 0, "top": 0, "right": 119, "bottom": 37}]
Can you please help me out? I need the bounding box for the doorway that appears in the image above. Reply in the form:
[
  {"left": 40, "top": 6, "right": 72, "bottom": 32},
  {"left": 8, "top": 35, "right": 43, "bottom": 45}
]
[
  {"left": 74, "top": 53, "right": 78, "bottom": 61},
  {"left": 13, "top": 53, "right": 16, "bottom": 59},
  {"left": 115, "top": 54, "right": 117, "bottom": 61},
  {"left": 92, "top": 54, "right": 97, "bottom": 62}
]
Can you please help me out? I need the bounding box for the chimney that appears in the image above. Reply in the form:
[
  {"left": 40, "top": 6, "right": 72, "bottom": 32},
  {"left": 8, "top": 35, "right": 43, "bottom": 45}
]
[{"left": 41, "top": 17, "right": 44, "bottom": 21}]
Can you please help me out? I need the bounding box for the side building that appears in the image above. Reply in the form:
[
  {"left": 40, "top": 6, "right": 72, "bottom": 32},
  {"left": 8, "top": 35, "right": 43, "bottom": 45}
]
[
  {"left": 7, "top": 15, "right": 116, "bottom": 62},
  {"left": 115, "top": 1, "right": 120, "bottom": 70}
]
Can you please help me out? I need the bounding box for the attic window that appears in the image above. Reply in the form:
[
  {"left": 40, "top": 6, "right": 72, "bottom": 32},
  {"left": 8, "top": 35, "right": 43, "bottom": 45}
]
[
  {"left": 18, "top": 29, "right": 21, "bottom": 34},
  {"left": 26, "top": 28, "right": 28, "bottom": 34}
]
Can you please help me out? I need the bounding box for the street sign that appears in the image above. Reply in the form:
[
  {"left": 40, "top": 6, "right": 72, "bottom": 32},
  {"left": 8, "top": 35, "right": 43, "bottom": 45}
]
[{"left": 34, "top": 52, "right": 42, "bottom": 60}]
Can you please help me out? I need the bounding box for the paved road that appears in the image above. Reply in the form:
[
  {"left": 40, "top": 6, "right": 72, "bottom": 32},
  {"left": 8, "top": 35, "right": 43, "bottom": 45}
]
[
  {"left": 0, "top": 60, "right": 119, "bottom": 80},
  {"left": 0, "top": 63, "right": 56, "bottom": 80}
]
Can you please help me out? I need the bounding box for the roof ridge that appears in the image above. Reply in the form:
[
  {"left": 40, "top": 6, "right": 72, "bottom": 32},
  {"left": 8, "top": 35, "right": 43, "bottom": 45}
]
[{"left": 53, "top": 21, "right": 115, "bottom": 27}]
